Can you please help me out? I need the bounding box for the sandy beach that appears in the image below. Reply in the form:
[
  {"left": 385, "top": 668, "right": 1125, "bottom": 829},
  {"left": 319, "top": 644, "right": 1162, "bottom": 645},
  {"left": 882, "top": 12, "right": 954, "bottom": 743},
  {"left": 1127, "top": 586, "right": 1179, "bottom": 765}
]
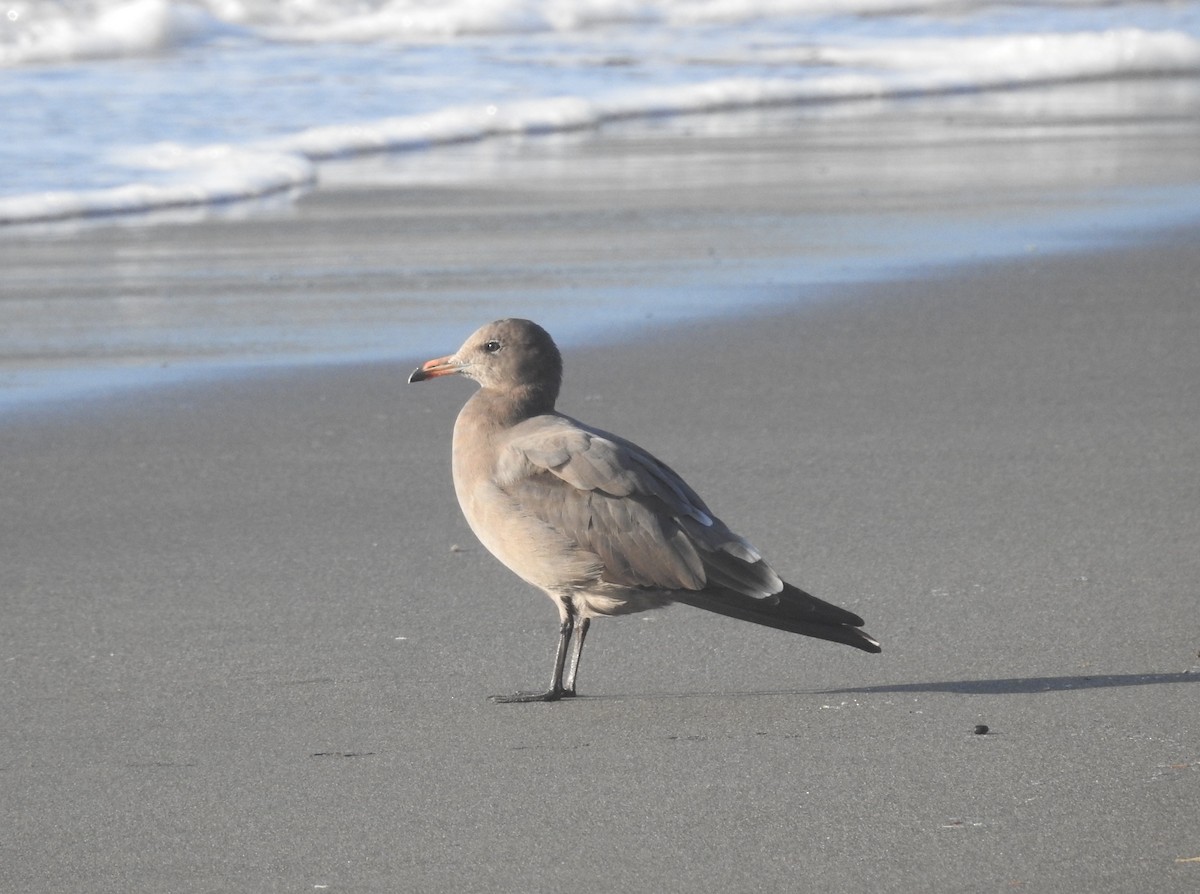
[{"left": 3, "top": 98, "right": 1200, "bottom": 891}]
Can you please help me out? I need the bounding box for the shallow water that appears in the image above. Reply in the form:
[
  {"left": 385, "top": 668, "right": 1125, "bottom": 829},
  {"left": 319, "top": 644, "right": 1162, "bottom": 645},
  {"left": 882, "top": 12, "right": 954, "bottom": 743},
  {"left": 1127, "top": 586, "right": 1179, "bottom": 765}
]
[
  {"left": 2, "top": 0, "right": 1199, "bottom": 222},
  {"left": 3, "top": 81, "right": 1200, "bottom": 413},
  {"left": 3, "top": 1, "right": 1200, "bottom": 410}
]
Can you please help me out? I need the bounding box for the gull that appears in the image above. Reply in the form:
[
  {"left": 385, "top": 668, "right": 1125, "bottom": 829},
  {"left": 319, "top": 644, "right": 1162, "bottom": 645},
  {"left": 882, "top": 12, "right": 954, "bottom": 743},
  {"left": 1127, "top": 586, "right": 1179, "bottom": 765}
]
[{"left": 409, "top": 319, "right": 880, "bottom": 702}]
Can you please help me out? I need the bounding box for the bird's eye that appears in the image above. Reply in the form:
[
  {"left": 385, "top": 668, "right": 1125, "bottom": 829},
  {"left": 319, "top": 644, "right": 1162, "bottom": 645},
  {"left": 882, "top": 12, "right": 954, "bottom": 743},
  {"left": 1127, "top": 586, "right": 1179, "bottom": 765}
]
[{"left": 483, "top": 340, "right": 501, "bottom": 353}]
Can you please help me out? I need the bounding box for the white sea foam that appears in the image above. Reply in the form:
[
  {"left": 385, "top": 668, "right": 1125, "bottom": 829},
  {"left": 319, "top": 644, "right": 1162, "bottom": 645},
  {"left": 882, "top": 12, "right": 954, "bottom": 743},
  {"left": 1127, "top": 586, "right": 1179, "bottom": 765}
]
[
  {"left": 0, "top": 144, "right": 315, "bottom": 224},
  {"left": 0, "top": 0, "right": 974, "bottom": 64},
  {"left": 2, "top": 0, "right": 1198, "bottom": 225},
  {"left": 349, "top": 28, "right": 1200, "bottom": 132},
  {"left": 1, "top": 0, "right": 1185, "bottom": 64},
  {"left": 0, "top": 0, "right": 230, "bottom": 65}
]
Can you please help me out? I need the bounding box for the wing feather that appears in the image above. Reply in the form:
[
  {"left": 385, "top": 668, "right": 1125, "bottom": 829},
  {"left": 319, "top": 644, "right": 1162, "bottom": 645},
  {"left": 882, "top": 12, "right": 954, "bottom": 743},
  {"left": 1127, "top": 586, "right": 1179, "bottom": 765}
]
[{"left": 495, "top": 414, "right": 785, "bottom": 599}]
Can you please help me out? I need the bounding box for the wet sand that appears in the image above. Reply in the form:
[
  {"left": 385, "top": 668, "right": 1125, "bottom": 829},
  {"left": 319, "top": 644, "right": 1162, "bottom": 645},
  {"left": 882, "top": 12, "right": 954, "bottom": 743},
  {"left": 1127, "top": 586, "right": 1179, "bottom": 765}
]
[
  {"left": 5, "top": 79, "right": 1200, "bottom": 404},
  {"left": 4, "top": 101, "right": 1200, "bottom": 891}
]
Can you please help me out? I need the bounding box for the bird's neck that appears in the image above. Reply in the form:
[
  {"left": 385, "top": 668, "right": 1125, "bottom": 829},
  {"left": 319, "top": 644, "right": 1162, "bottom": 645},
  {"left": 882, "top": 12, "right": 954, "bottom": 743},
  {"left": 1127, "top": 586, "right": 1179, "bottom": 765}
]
[
  {"left": 460, "top": 384, "right": 556, "bottom": 433},
  {"left": 452, "top": 386, "right": 556, "bottom": 504}
]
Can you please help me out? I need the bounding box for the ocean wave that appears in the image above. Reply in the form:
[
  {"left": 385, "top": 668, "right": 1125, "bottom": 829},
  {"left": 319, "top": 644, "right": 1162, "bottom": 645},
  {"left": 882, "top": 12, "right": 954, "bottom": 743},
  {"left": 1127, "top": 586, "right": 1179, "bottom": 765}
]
[
  {"left": 0, "top": 0, "right": 1135, "bottom": 66},
  {"left": 272, "top": 28, "right": 1200, "bottom": 157},
  {"left": 0, "top": 0, "right": 237, "bottom": 66},
  {"left": 2, "top": 18, "right": 1197, "bottom": 225},
  {"left": 0, "top": 144, "right": 315, "bottom": 224}
]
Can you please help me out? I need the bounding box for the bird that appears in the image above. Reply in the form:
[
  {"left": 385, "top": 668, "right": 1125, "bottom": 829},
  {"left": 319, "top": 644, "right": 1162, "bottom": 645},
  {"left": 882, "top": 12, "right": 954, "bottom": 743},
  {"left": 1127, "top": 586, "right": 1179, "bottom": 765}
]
[{"left": 409, "top": 318, "right": 880, "bottom": 702}]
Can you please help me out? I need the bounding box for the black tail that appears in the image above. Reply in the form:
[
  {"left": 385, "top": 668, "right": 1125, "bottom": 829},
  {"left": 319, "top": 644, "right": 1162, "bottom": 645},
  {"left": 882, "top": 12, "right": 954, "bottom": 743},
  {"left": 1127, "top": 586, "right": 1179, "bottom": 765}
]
[{"left": 674, "top": 581, "right": 881, "bottom": 653}]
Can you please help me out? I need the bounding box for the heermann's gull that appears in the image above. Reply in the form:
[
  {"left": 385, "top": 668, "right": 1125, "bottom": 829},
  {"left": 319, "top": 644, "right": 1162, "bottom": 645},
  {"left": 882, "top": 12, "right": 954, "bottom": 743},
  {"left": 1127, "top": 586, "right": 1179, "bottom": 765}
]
[{"left": 409, "top": 318, "right": 880, "bottom": 702}]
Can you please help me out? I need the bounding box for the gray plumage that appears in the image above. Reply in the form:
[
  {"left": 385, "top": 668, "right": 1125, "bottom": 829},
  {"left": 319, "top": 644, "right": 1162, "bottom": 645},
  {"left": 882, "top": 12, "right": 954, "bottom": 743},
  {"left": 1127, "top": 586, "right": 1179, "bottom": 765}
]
[{"left": 409, "top": 318, "right": 880, "bottom": 702}]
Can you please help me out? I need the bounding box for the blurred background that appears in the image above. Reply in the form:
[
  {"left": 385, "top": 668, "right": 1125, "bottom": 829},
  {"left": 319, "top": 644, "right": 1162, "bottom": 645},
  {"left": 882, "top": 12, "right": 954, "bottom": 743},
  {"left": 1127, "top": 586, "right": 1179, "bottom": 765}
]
[
  {"left": 2, "top": 0, "right": 1199, "bottom": 407},
  {"left": 4, "top": 0, "right": 1199, "bottom": 223}
]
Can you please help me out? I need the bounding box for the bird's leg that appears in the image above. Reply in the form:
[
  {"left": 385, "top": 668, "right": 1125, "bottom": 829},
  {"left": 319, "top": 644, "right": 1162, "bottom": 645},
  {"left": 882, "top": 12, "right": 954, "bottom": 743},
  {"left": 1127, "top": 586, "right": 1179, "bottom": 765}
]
[
  {"left": 490, "top": 610, "right": 574, "bottom": 703},
  {"left": 562, "top": 616, "right": 589, "bottom": 697}
]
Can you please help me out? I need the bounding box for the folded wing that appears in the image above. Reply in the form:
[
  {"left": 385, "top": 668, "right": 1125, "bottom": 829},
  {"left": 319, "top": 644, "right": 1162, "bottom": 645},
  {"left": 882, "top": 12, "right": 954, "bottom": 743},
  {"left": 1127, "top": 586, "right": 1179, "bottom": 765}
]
[{"left": 495, "top": 414, "right": 786, "bottom": 599}]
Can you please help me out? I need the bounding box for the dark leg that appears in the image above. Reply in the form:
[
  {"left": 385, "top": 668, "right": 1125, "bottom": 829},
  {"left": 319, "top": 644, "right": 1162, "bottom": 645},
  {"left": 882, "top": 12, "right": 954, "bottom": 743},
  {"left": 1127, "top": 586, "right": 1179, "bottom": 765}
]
[
  {"left": 490, "top": 610, "right": 575, "bottom": 703},
  {"left": 562, "top": 617, "right": 589, "bottom": 697}
]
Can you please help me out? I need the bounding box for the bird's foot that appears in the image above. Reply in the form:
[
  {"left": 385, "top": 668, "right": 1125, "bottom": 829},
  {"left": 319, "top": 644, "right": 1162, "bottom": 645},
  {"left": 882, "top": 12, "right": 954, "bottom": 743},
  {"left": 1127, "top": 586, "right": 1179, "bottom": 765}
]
[{"left": 489, "top": 688, "right": 575, "bottom": 703}]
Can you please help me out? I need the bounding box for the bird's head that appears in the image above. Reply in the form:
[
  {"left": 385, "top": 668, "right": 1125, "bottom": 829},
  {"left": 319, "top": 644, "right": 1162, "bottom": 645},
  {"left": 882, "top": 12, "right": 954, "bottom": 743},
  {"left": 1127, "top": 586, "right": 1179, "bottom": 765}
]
[{"left": 409, "top": 318, "right": 563, "bottom": 408}]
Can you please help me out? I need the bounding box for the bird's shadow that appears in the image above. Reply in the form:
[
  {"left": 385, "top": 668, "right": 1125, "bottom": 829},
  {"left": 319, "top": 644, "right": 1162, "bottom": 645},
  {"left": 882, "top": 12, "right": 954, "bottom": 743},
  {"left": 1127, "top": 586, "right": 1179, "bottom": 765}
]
[
  {"left": 579, "top": 671, "right": 1199, "bottom": 701},
  {"left": 817, "top": 671, "right": 1200, "bottom": 697}
]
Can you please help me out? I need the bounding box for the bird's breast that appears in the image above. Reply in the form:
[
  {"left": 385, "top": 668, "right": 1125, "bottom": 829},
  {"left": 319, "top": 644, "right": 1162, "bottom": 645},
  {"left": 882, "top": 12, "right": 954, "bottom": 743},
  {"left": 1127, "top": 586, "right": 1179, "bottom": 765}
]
[{"left": 451, "top": 413, "right": 600, "bottom": 594}]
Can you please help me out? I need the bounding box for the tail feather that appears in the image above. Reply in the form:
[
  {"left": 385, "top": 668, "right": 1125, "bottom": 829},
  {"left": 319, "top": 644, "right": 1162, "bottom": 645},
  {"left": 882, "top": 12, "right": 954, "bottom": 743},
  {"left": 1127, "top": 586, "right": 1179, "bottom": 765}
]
[
  {"left": 674, "top": 582, "right": 882, "bottom": 654},
  {"left": 777, "top": 581, "right": 866, "bottom": 628}
]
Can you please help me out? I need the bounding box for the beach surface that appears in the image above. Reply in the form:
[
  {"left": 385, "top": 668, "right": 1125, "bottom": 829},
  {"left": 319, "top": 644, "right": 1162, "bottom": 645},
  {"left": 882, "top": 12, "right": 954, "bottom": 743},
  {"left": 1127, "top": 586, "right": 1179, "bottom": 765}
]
[{"left": 3, "top": 102, "right": 1200, "bottom": 892}]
